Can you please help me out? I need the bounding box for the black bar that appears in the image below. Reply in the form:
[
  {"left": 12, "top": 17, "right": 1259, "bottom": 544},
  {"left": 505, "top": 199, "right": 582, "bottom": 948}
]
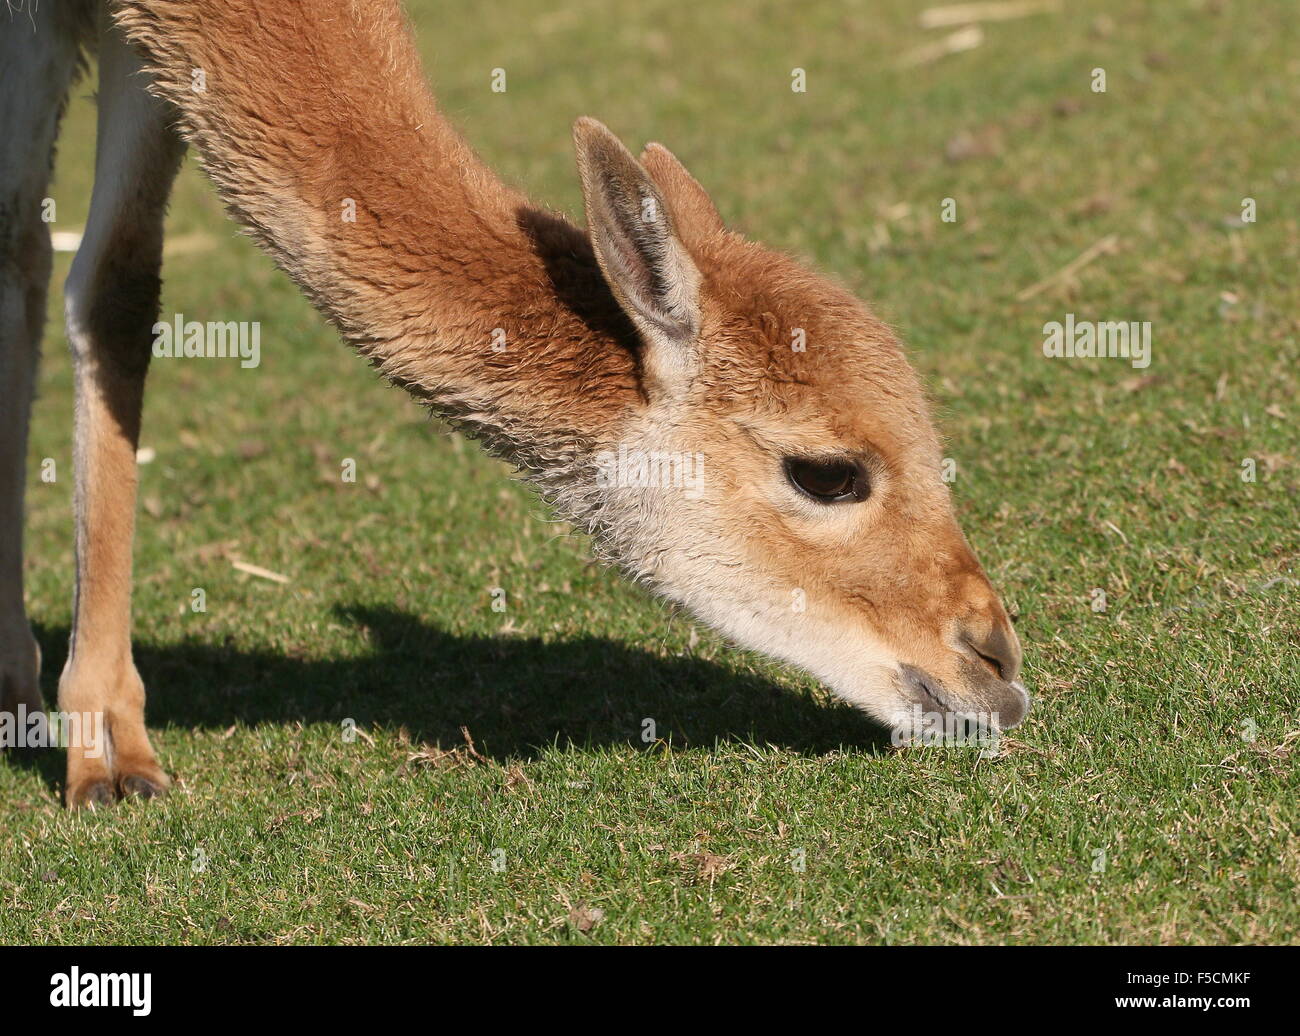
[{"left": 0, "top": 945, "right": 1284, "bottom": 1021}]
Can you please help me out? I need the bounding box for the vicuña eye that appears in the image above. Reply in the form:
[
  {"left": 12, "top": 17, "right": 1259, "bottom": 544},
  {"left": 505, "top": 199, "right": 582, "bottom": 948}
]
[{"left": 783, "top": 457, "right": 869, "bottom": 504}]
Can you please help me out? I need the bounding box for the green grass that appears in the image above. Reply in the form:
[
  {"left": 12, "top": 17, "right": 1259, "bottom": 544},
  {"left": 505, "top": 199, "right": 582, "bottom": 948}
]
[{"left": 2, "top": 0, "right": 1298, "bottom": 944}]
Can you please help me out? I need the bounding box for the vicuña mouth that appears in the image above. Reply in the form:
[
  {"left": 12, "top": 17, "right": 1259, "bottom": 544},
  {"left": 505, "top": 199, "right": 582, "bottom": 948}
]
[
  {"left": 897, "top": 664, "right": 1030, "bottom": 731},
  {"left": 898, "top": 663, "right": 955, "bottom": 709}
]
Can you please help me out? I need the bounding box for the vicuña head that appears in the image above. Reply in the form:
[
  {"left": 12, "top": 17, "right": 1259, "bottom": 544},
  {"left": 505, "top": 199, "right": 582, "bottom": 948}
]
[{"left": 566, "top": 118, "right": 1029, "bottom": 735}]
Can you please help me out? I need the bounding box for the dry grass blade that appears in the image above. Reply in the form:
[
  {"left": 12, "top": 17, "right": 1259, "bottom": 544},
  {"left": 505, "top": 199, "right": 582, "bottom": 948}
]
[
  {"left": 231, "top": 560, "right": 290, "bottom": 584},
  {"left": 1015, "top": 234, "right": 1119, "bottom": 301}
]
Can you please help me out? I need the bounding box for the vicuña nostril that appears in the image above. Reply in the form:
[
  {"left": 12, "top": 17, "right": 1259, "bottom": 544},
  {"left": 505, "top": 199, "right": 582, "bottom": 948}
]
[
  {"left": 960, "top": 622, "right": 1021, "bottom": 684},
  {"left": 969, "top": 645, "right": 1002, "bottom": 680}
]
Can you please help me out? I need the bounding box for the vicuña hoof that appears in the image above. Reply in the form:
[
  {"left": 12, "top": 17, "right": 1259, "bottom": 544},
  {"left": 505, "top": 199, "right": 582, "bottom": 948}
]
[
  {"left": 119, "top": 773, "right": 169, "bottom": 800},
  {"left": 67, "top": 779, "right": 115, "bottom": 810}
]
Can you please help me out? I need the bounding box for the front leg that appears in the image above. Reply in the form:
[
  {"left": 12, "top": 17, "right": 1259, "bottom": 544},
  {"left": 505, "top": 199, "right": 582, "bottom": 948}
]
[
  {"left": 59, "top": 367, "right": 169, "bottom": 807},
  {"left": 59, "top": 13, "right": 184, "bottom": 807}
]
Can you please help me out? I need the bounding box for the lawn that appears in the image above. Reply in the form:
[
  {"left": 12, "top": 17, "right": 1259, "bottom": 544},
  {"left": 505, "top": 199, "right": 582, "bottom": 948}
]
[{"left": 1, "top": 0, "right": 1297, "bottom": 944}]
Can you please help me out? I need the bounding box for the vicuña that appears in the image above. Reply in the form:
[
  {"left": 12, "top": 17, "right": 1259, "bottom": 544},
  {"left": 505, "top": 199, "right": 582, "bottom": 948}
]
[{"left": 0, "top": 0, "right": 1028, "bottom": 807}]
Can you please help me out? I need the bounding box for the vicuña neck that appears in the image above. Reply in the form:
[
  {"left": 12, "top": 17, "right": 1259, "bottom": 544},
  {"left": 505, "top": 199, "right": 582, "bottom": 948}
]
[{"left": 118, "top": 0, "right": 643, "bottom": 486}]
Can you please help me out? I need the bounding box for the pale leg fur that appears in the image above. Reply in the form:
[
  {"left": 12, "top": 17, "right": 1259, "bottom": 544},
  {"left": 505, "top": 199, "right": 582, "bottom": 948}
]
[
  {"left": 0, "top": 1, "right": 90, "bottom": 740},
  {"left": 59, "top": 8, "right": 184, "bottom": 807}
]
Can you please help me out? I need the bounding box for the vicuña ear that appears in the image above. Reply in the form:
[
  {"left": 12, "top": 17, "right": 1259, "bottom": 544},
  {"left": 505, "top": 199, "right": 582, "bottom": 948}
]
[
  {"left": 573, "top": 117, "right": 701, "bottom": 394},
  {"left": 639, "top": 142, "right": 726, "bottom": 248}
]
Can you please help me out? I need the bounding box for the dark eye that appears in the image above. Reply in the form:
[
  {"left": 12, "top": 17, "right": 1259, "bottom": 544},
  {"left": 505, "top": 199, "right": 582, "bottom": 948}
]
[{"left": 783, "top": 457, "right": 870, "bottom": 504}]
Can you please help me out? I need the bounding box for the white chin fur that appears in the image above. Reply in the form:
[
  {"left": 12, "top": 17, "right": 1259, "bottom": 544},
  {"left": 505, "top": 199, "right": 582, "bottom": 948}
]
[{"left": 657, "top": 562, "right": 911, "bottom": 729}]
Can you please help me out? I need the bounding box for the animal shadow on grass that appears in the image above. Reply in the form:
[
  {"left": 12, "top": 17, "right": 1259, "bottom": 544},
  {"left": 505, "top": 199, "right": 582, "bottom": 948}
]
[{"left": 12, "top": 605, "right": 890, "bottom": 795}]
